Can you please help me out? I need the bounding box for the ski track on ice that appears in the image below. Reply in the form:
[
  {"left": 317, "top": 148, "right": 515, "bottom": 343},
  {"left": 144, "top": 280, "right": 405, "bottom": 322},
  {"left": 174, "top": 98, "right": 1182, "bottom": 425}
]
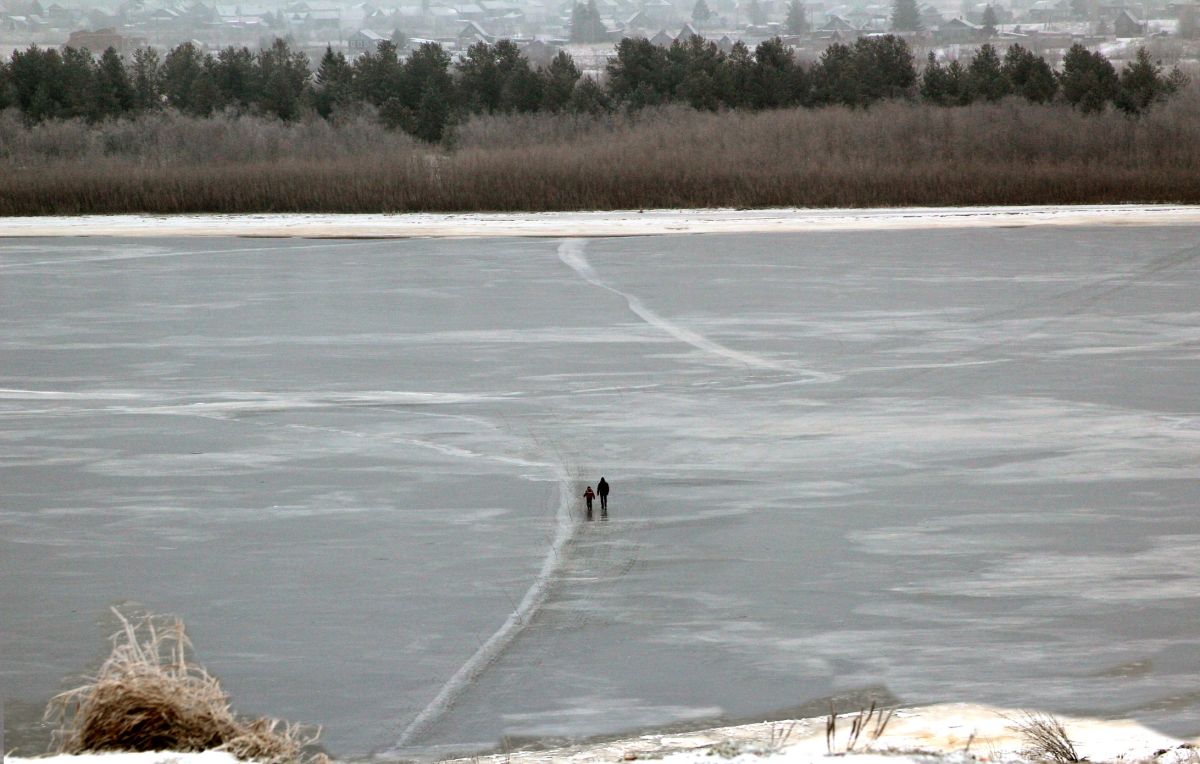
[
  {"left": 557, "top": 239, "right": 839, "bottom": 383},
  {"left": 390, "top": 457, "right": 578, "bottom": 751}
]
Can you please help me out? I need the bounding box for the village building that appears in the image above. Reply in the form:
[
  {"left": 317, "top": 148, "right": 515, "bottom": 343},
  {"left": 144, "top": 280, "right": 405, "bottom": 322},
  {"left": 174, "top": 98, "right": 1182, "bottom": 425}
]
[
  {"left": 348, "top": 26, "right": 387, "bottom": 49},
  {"left": 1113, "top": 7, "right": 1146, "bottom": 33},
  {"left": 65, "top": 26, "right": 147, "bottom": 51},
  {"left": 935, "top": 16, "right": 981, "bottom": 42}
]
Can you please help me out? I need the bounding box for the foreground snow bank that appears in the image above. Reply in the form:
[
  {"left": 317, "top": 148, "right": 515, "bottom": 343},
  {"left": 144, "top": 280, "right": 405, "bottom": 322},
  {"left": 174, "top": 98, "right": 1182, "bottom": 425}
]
[
  {"left": 444, "top": 704, "right": 1197, "bottom": 764},
  {"left": 2, "top": 205, "right": 1200, "bottom": 239},
  {"left": 12, "top": 704, "right": 1193, "bottom": 764}
]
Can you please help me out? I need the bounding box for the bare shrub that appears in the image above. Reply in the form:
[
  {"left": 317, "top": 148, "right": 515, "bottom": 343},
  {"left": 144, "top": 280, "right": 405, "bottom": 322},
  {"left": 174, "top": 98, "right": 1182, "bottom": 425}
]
[
  {"left": 45, "top": 609, "right": 322, "bottom": 764},
  {"left": 1009, "top": 711, "right": 1081, "bottom": 763},
  {"left": 4, "top": 97, "right": 1200, "bottom": 214}
]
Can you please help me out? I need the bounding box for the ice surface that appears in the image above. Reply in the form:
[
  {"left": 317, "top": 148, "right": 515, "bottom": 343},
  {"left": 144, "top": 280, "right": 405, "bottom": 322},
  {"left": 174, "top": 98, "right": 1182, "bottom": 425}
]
[{"left": 2, "top": 225, "right": 1199, "bottom": 760}]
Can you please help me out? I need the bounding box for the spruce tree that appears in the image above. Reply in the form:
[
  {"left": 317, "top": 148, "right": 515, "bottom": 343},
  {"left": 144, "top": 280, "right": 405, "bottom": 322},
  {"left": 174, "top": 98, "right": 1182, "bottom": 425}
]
[
  {"left": 313, "top": 45, "right": 352, "bottom": 117},
  {"left": 981, "top": 4, "right": 997, "bottom": 36},
  {"left": 785, "top": 0, "right": 809, "bottom": 33},
  {"left": 570, "top": 0, "right": 606, "bottom": 43},
  {"left": 692, "top": 0, "right": 712, "bottom": 24},
  {"left": 890, "top": 0, "right": 922, "bottom": 31}
]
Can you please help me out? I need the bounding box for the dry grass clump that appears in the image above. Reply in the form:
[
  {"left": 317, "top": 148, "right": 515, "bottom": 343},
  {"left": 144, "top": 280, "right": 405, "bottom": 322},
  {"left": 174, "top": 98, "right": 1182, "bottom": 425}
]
[
  {"left": 45, "top": 610, "right": 322, "bottom": 764},
  {"left": 1009, "top": 711, "right": 1081, "bottom": 764}
]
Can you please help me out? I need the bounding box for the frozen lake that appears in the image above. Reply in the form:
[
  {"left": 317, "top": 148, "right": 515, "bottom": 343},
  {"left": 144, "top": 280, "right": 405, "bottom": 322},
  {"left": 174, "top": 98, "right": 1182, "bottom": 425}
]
[{"left": 2, "top": 226, "right": 1199, "bottom": 759}]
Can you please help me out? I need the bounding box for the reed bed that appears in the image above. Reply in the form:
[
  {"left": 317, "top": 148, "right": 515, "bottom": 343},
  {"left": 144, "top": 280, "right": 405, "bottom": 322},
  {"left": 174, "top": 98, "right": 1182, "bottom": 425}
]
[
  {"left": 3, "top": 94, "right": 1200, "bottom": 215},
  {"left": 45, "top": 610, "right": 322, "bottom": 763}
]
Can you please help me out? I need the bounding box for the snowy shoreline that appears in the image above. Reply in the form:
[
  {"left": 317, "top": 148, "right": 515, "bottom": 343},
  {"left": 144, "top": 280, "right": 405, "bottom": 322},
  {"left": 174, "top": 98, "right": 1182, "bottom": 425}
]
[
  {"left": 8, "top": 704, "right": 1200, "bottom": 764},
  {"left": 2, "top": 205, "right": 1200, "bottom": 239}
]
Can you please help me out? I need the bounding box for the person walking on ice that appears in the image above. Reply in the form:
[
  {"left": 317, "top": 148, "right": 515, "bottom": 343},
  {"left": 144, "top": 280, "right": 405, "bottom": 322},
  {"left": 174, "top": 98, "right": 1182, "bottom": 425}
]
[
  {"left": 583, "top": 485, "right": 596, "bottom": 519},
  {"left": 597, "top": 477, "right": 610, "bottom": 512}
]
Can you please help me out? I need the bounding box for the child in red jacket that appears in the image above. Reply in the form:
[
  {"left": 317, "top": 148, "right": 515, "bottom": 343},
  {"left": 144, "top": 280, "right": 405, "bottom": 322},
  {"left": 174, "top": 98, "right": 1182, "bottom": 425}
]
[{"left": 583, "top": 486, "right": 595, "bottom": 517}]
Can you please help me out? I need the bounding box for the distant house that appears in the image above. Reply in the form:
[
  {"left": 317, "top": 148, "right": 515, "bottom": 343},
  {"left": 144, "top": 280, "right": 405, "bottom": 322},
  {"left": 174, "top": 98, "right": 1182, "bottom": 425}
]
[
  {"left": 817, "top": 12, "right": 856, "bottom": 32},
  {"left": 935, "top": 16, "right": 981, "bottom": 42},
  {"left": 1113, "top": 7, "right": 1145, "bottom": 33},
  {"left": 624, "top": 7, "right": 650, "bottom": 30},
  {"left": 348, "top": 27, "right": 387, "bottom": 49},
  {"left": 1026, "top": 0, "right": 1073, "bottom": 22},
  {"left": 457, "top": 18, "right": 492, "bottom": 45},
  {"left": 919, "top": 2, "right": 943, "bottom": 26},
  {"left": 521, "top": 36, "right": 560, "bottom": 62},
  {"left": 65, "top": 26, "right": 145, "bottom": 52},
  {"left": 649, "top": 27, "right": 674, "bottom": 44},
  {"left": 676, "top": 20, "right": 700, "bottom": 38}
]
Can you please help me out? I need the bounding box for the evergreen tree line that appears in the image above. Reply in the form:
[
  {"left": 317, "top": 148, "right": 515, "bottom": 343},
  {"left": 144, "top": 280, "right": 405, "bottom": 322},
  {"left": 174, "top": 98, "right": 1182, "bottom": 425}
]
[{"left": 0, "top": 34, "right": 1188, "bottom": 143}]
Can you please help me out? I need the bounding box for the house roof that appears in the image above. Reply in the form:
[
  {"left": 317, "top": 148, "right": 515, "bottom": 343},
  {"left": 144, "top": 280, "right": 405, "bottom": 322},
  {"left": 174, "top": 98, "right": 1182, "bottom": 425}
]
[{"left": 940, "top": 15, "right": 980, "bottom": 27}]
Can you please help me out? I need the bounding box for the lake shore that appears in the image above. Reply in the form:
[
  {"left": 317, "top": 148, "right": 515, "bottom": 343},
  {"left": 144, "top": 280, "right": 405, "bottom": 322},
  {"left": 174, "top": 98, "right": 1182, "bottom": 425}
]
[{"left": 2, "top": 205, "right": 1200, "bottom": 239}]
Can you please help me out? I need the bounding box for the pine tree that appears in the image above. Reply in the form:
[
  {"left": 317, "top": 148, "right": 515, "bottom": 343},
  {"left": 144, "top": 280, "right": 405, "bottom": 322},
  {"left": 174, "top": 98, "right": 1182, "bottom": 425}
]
[
  {"left": 413, "top": 81, "right": 450, "bottom": 141},
  {"left": 255, "top": 38, "right": 310, "bottom": 120},
  {"left": 0, "top": 58, "right": 11, "bottom": 111},
  {"left": 94, "top": 46, "right": 134, "bottom": 118},
  {"left": 890, "top": 0, "right": 922, "bottom": 31},
  {"left": 1000, "top": 43, "right": 1056, "bottom": 102},
  {"left": 211, "top": 46, "right": 256, "bottom": 111},
  {"left": 59, "top": 46, "right": 96, "bottom": 119},
  {"left": 541, "top": 50, "right": 581, "bottom": 111},
  {"left": 1115, "top": 46, "right": 1166, "bottom": 114},
  {"left": 691, "top": 0, "right": 712, "bottom": 24},
  {"left": 568, "top": 75, "right": 611, "bottom": 114},
  {"left": 966, "top": 43, "right": 1008, "bottom": 100},
  {"left": 749, "top": 37, "right": 795, "bottom": 108},
  {"left": 1059, "top": 43, "right": 1117, "bottom": 112},
  {"left": 785, "top": 0, "right": 809, "bottom": 33},
  {"left": 130, "top": 47, "right": 162, "bottom": 111},
  {"left": 920, "top": 52, "right": 949, "bottom": 103},
  {"left": 161, "top": 42, "right": 210, "bottom": 114},
  {"left": 406, "top": 41, "right": 453, "bottom": 137}
]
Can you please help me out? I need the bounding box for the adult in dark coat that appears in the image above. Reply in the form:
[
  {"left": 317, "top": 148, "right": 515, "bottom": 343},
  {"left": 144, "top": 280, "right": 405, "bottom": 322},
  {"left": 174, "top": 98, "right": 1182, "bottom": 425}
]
[{"left": 597, "top": 477, "right": 609, "bottom": 511}]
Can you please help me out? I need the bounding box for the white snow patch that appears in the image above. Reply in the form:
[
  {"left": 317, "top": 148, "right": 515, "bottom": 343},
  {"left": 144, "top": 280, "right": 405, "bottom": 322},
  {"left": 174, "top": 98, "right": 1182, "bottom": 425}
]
[{"left": 3, "top": 205, "right": 1200, "bottom": 239}]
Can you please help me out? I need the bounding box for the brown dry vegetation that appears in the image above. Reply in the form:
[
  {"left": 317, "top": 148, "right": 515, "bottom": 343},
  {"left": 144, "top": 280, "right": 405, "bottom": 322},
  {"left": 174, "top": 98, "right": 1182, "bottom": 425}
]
[
  {"left": 45, "top": 610, "right": 322, "bottom": 763},
  {"left": 3, "top": 92, "right": 1200, "bottom": 215}
]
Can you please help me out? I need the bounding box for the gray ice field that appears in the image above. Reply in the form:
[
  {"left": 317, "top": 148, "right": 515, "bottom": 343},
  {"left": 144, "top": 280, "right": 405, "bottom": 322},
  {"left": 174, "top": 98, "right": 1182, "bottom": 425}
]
[{"left": 2, "top": 226, "right": 1199, "bottom": 759}]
